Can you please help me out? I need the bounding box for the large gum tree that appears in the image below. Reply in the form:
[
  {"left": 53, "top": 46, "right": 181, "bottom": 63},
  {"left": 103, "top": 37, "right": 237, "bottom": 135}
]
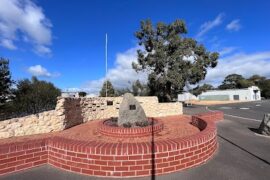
[{"left": 132, "top": 19, "right": 219, "bottom": 102}]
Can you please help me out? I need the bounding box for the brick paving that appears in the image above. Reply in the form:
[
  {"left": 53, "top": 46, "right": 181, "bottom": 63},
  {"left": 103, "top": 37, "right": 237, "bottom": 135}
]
[
  {"left": 0, "top": 115, "right": 198, "bottom": 145},
  {"left": 54, "top": 115, "right": 199, "bottom": 143}
]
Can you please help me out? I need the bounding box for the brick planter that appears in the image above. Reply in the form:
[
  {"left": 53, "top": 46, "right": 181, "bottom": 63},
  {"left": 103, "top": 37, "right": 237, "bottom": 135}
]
[
  {"left": 0, "top": 112, "right": 223, "bottom": 177},
  {"left": 98, "top": 118, "right": 164, "bottom": 138}
]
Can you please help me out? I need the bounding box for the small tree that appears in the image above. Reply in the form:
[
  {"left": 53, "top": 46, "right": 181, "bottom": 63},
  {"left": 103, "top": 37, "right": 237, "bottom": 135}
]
[
  {"left": 133, "top": 19, "right": 219, "bottom": 102},
  {"left": 247, "top": 75, "right": 270, "bottom": 99},
  {"left": 78, "top": 91, "right": 87, "bottom": 97},
  {"left": 258, "top": 79, "right": 270, "bottom": 99},
  {"left": 115, "top": 88, "right": 131, "bottom": 96},
  {"left": 248, "top": 75, "right": 266, "bottom": 86},
  {"left": 100, "top": 80, "right": 116, "bottom": 97},
  {"left": 218, "top": 74, "right": 252, "bottom": 89},
  {"left": 0, "top": 58, "right": 14, "bottom": 105},
  {"left": 13, "top": 76, "right": 61, "bottom": 114},
  {"left": 132, "top": 80, "right": 149, "bottom": 96},
  {"left": 192, "top": 84, "right": 214, "bottom": 96}
]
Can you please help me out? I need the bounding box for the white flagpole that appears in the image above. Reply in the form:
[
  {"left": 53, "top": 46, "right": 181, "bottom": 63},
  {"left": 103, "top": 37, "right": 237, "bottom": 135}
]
[{"left": 105, "top": 33, "right": 108, "bottom": 97}]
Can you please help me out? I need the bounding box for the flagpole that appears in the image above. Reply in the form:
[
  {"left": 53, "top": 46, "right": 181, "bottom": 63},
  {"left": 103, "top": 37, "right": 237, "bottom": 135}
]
[{"left": 105, "top": 33, "right": 108, "bottom": 97}]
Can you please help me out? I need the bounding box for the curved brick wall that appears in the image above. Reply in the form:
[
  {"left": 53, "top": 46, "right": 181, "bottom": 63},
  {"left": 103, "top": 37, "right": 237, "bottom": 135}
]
[
  {"left": 0, "top": 112, "right": 223, "bottom": 177},
  {"left": 98, "top": 118, "right": 164, "bottom": 138}
]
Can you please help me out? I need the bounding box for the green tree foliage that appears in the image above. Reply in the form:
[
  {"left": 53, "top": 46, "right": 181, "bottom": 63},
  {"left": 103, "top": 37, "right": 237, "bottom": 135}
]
[
  {"left": 78, "top": 91, "right": 87, "bottom": 97},
  {"left": 133, "top": 19, "right": 219, "bottom": 102},
  {"left": 13, "top": 76, "right": 61, "bottom": 114},
  {"left": 259, "top": 79, "right": 270, "bottom": 98},
  {"left": 132, "top": 80, "right": 149, "bottom": 96},
  {"left": 248, "top": 75, "right": 266, "bottom": 86},
  {"left": 192, "top": 84, "right": 214, "bottom": 96},
  {"left": 100, "top": 80, "right": 116, "bottom": 97},
  {"left": 115, "top": 88, "right": 131, "bottom": 96},
  {"left": 238, "top": 79, "right": 254, "bottom": 89},
  {"left": 218, "top": 74, "right": 270, "bottom": 99},
  {"left": 218, "top": 74, "right": 252, "bottom": 89},
  {"left": 0, "top": 58, "right": 14, "bottom": 105},
  {"left": 248, "top": 75, "right": 270, "bottom": 99}
]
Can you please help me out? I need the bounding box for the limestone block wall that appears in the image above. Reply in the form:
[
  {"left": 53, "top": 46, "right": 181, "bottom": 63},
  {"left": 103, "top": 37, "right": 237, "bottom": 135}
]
[
  {"left": 56, "top": 98, "right": 84, "bottom": 128},
  {"left": 0, "top": 110, "right": 63, "bottom": 139},
  {"left": 154, "top": 102, "right": 183, "bottom": 117},
  {"left": 67, "top": 96, "right": 182, "bottom": 122}
]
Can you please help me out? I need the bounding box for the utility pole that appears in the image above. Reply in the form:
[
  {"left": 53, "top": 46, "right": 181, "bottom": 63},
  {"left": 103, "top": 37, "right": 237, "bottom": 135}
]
[{"left": 105, "top": 33, "right": 108, "bottom": 97}]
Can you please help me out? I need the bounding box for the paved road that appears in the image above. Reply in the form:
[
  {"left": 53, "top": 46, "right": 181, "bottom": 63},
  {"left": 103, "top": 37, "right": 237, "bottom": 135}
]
[
  {"left": 208, "top": 100, "right": 270, "bottom": 120},
  {"left": 1, "top": 101, "right": 270, "bottom": 180}
]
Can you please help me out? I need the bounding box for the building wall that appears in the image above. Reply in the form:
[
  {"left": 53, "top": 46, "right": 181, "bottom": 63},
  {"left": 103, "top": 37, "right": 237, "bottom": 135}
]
[
  {"left": 178, "top": 92, "right": 198, "bottom": 102},
  {"left": 0, "top": 96, "right": 183, "bottom": 139},
  {"left": 199, "top": 86, "right": 261, "bottom": 101}
]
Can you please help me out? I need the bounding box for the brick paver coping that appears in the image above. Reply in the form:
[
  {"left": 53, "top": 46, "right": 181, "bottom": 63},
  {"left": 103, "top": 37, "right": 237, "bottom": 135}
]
[{"left": 0, "top": 111, "right": 223, "bottom": 178}]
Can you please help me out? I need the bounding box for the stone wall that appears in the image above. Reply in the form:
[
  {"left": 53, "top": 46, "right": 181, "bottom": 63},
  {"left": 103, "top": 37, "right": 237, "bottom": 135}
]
[
  {"left": 0, "top": 96, "right": 182, "bottom": 139},
  {"left": 0, "top": 110, "right": 63, "bottom": 139},
  {"left": 64, "top": 96, "right": 183, "bottom": 122},
  {"left": 56, "top": 98, "right": 84, "bottom": 129}
]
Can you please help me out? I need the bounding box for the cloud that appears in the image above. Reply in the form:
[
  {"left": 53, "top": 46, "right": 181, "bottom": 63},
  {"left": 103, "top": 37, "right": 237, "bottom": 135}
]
[
  {"left": 34, "top": 45, "right": 52, "bottom": 56},
  {"left": 79, "top": 46, "right": 270, "bottom": 94},
  {"left": 0, "top": 0, "right": 52, "bottom": 55},
  {"left": 218, "top": 47, "right": 238, "bottom": 56},
  {"left": 27, "top": 65, "right": 60, "bottom": 77},
  {"left": 203, "top": 51, "right": 270, "bottom": 86},
  {"left": 196, "top": 13, "right": 225, "bottom": 38},
  {"left": 82, "top": 47, "right": 147, "bottom": 95},
  {"left": 226, "top": 19, "right": 241, "bottom": 31},
  {"left": 0, "top": 39, "right": 17, "bottom": 50}
]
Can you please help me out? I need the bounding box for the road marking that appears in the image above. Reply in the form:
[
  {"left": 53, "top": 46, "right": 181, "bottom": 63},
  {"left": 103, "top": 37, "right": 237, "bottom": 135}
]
[
  {"left": 206, "top": 106, "right": 261, "bottom": 122},
  {"left": 224, "top": 114, "right": 261, "bottom": 122},
  {"left": 239, "top": 107, "right": 250, "bottom": 110},
  {"left": 219, "top": 107, "right": 232, "bottom": 109}
]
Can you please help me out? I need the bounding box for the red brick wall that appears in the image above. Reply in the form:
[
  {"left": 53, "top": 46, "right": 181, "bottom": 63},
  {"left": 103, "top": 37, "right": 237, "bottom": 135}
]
[
  {"left": 98, "top": 118, "right": 164, "bottom": 138},
  {"left": 47, "top": 133, "right": 217, "bottom": 177},
  {"left": 0, "top": 112, "right": 223, "bottom": 177},
  {"left": 0, "top": 139, "right": 48, "bottom": 175}
]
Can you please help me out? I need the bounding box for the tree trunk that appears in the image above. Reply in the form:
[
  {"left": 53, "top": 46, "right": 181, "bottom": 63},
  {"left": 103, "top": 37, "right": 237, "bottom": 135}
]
[{"left": 165, "top": 82, "right": 172, "bottom": 102}]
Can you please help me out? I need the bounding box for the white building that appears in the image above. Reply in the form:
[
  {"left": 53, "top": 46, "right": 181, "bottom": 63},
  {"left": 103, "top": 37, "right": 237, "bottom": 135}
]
[
  {"left": 61, "top": 91, "right": 79, "bottom": 98},
  {"left": 199, "top": 86, "right": 261, "bottom": 101},
  {"left": 178, "top": 92, "right": 198, "bottom": 102}
]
